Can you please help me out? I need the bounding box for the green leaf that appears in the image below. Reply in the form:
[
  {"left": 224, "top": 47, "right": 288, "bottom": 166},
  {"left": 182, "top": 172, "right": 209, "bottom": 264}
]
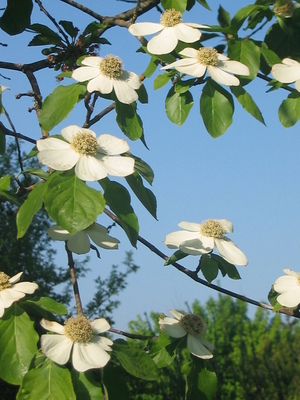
[
  {"left": 100, "top": 178, "right": 139, "bottom": 247},
  {"left": 165, "top": 87, "right": 193, "bottom": 125},
  {"left": 200, "top": 79, "right": 234, "bottom": 138},
  {"left": 165, "top": 250, "right": 188, "bottom": 266},
  {"left": 115, "top": 101, "right": 143, "bottom": 141},
  {"left": 0, "top": 174, "right": 12, "bottom": 190},
  {"left": 175, "top": 78, "right": 197, "bottom": 94},
  {"left": 217, "top": 5, "right": 231, "bottom": 28},
  {"left": 278, "top": 92, "right": 300, "bottom": 127},
  {"left": 0, "top": 0, "right": 33, "bottom": 35},
  {"left": 129, "top": 154, "right": 154, "bottom": 185},
  {"left": 0, "top": 177, "right": 23, "bottom": 206},
  {"left": 0, "top": 131, "right": 5, "bottom": 154},
  {"left": 28, "top": 23, "right": 62, "bottom": 46},
  {"left": 264, "top": 22, "right": 300, "bottom": 60},
  {"left": 17, "top": 359, "right": 76, "bottom": 400},
  {"left": 161, "top": 0, "right": 187, "bottom": 12},
  {"left": 230, "top": 85, "right": 265, "bottom": 125},
  {"left": 23, "top": 297, "right": 68, "bottom": 317},
  {"left": 39, "top": 83, "right": 86, "bottom": 132},
  {"left": 59, "top": 20, "right": 78, "bottom": 39},
  {"left": 227, "top": 39, "right": 260, "bottom": 83},
  {"left": 260, "top": 46, "right": 282, "bottom": 75},
  {"left": 154, "top": 73, "right": 173, "bottom": 90},
  {"left": 231, "top": 5, "right": 263, "bottom": 31},
  {"left": 196, "top": 0, "right": 211, "bottom": 11},
  {"left": 143, "top": 57, "right": 160, "bottom": 78},
  {"left": 200, "top": 254, "right": 219, "bottom": 283},
  {"left": 102, "top": 364, "right": 130, "bottom": 400},
  {"left": 20, "top": 168, "right": 49, "bottom": 180},
  {"left": 17, "top": 182, "right": 47, "bottom": 239},
  {"left": 126, "top": 172, "right": 157, "bottom": 219},
  {"left": 43, "top": 171, "right": 105, "bottom": 234},
  {"left": 183, "top": 361, "right": 218, "bottom": 400},
  {"left": 114, "top": 339, "right": 159, "bottom": 380},
  {"left": 211, "top": 254, "right": 241, "bottom": 280},
  {"left": 0, "top": 304, "right": 38, "bottom": 385},
  {"left": 71, "top": 370, "right": 104, "bottom": 400}
]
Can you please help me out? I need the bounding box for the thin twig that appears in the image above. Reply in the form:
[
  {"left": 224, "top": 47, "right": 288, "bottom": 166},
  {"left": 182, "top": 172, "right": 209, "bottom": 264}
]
[
  {"left": 109, "top": 327, "right": 156, "bottom": 340},
  {"left": 0, "top": 122, "right": 36, "bottom": 144},
  {"left": 65, "top": 243, "right": 84, "bottom": 315}
]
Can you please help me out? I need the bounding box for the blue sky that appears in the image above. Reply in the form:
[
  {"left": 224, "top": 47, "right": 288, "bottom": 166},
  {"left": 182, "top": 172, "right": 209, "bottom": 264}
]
[{"left": 1, "top": 0, "right": 300, "bottom": 329}]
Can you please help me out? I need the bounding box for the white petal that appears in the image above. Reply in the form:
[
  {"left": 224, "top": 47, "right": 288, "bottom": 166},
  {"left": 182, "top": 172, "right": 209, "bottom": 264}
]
[
  {"left": 208, "top": 66, "right": 240, "bottom": 86},
  {"left": 100, "top": 156, "right": 135, "bottom": 177},
  {"left": 113, "top": 79, "right": 138, "bottom": 104},
  {"left": 169, "top": 309, "right": 184, "bottom": 320},
  {"left": 274, "top": 275, "right": 299, "bottom": 292},
  {"left": 217, "top": 219, "right": 233, "bottom": 233},
  {"left": 147, "top": 28, "right": 178, "bottom": 55},
  {"left": 0, "top": 289, "right": 25, "bottom": 307},
  {"left": 98, "top": 134, "right": 130, "bottom": 155},
  {"left": 186, "top": 22, "right": 210, "bottom": 29},
  {"left": 282, "top": 58, "right": 300, "bottom": 66},
  {"left": 13, "top": 282, "right": 38, "bottom": 294},
  {"left": 47, "top": 225, "right": 72, "bottom": 241},
  {"left": 214, "top": 237, "right": 248, "bottom": 266},
  {"left": 187, "top": 335, "right": 213, "bottom": 359},
  {"left": 37, "top": 137, "right": 70, "bottom": 151},
  {"left": 219, "top": 60, "right": 250, "bottom": 76},
  {"left": 159, "top": 319, "right": 187, "bottom": 338},
  {"left": 179, "top": 48, "right": 198, "bottom": 58},
  {"left": 72, "top": 341, "right": 110, "bottom": 371},
  {"left": 72, "top": 66, "right": 100, "bottom": 82},
  {"left": 128, "top": 22, "right": 163, "bottom": 36},
  {"left": 87, "top": 224, "right": 119, "bottom": 249},
  {"left": 41, "top": 334, "right": 73, "bottom": 365},
  {"left": 74, "top": 155, "right": 108, "bottom": 181},
  {"left": 9, "top": 272, "right": 23, "bottom": 284},
  {"left": 91, "top": 335, "right": 113, "bottom": 351},
  {"left": 173, "top": 23, "right": 201, "bottom": 43},
  {"left": 164, "top": 230, "right": 199, "bottom": 249},
  {"left": 277, "top": 289, "right": 300, "bottom": 308},
  {"left": 271, "top": 63, "right": 300, "bottom": 84},
  {"left": 37, "top": 146, "right": 79, "bottom": 171},
  {"left": 179, "top": 238, "right": 212, "bottom": 255},
  {"left": 81, "top": 56, "right": 102, "bottom": 67},
  {"left": 61, "top": 125, "right": 96, "bottom": 142},
  {"left": 40, "top": 319, "right": 65, "bottom": 334},
  {"left": 178, "top": 221, "right": 202, "bottom": 232},
  {"left": 91, "top": 318, "right": 111, "bottom": 334},
  {"left": 282, "top": 268, "right": 300, "bottom": 278},
  {"left": 87, "top": 75, "right": 113, "bottom": 94},
  {"left": 162, "top": 58, "right": 206, "bottom": 78},
  {"left": 121, "top": 71, "right": 141, "bottom": 90},
  {"left": 67, "top": 231, "right": 91, "bottom": 254}
]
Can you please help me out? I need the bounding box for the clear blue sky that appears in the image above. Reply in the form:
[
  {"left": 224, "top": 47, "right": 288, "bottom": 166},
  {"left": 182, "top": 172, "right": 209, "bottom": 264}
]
[{"left": 1, "top": 1, "right": 300, "bottom": 329}]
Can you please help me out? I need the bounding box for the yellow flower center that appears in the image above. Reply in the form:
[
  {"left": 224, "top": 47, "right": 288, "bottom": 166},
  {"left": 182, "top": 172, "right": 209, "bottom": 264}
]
[
  {"left": 196, "top": 47, "right": 219, "bottom": 66},
  {"left": 99, "top": 55, "right": 123, "bottom": 79},
  {"left": 0, "top": 272, "right": 11, "bottom": 290},
  {"left": 161, "top": 9, "right": 182, "bottom": 27},
  {"left": 179, "top": 314, "right": 205, "bottom": 337},
  {"left": 64, "top": 315, "right": 93, "bottom": 343},
  {"left": 70, "top": 132, "right": 99, "bottom": 155},
  {"left": 200, "top": 220, "right": 224, "bottom": 238},
  {"left": 274, "top": 0, "right": 294, "bottom": 16}
]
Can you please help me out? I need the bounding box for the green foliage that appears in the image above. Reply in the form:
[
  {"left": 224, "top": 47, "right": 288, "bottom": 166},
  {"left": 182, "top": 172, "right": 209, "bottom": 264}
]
[
  {"left": 0, "top": 0, "right": 33, "bottom": 35},
  {"left": 278, "top": 91, "right": 300, "bottom": 127},
  {"left": 115, "top": 101, "right": 144, "bottom": 141},
  {"left": 165, "top": 86, "right": 194, "bottom": 126},
  {"left": 161, "top": 0, "right": 188, "bottom": 12}
]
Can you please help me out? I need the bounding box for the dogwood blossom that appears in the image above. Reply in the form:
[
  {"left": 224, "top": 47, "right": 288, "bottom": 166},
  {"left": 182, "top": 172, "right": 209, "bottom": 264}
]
[
  {"left": 40, "top": 315, "right": 113, "bottom": 372},
  {"left": 164, "top": 219, "right": 248, "bottom": 266},
  {"left": 274, "top": 269, "right": 300, "bottom": 308},
  {"left": 0, "top": 271, "right": 38, "bottom": 317},
  {"left": 271, "top": 58, "right": 300, "bottom": 92},
  {"left": 161, "top": 47, "right": 250, "bottom": 86},
  {"left": 128, "top": 8, "right": 207, "bottom": 55},
  {"left": 159, "top": 309, "right": 213, "bottom": 359},
  {"left": 47, "top": 222, "right": 119, "bottom": 254},
  {"left": 37, "top": 125, "right": 135, "bottom": 182},
  {"left": 72, "top": 55, "right": 141, "bottom": 104}
]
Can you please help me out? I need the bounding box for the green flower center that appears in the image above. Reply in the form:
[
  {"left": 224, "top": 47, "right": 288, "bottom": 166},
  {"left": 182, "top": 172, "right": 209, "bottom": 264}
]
[
  {"left": 99, "top": 55, "right": 123, "bottom": 79},
  {"left": 64, "top": 315, "right": 93, "bottom": 343},
  {"left": 196, "top": 47, "right": 219, "bottom": 66},
  {"left": 179, "top": 314, "right": 205, "bottom": 337},
  {"left": 0, "top": 272, "right": 11, "bottom": 291},
  {"left": 274, "top": 0, "right": 294, "bottom": 16},
  {"left": 161, "top": 9, "right": 182, "bottom": 27},
  {"left": 200, "top": 220, "right": 224, "bottom": 238},
  {"left": 70, "top": 132, "right": 99, "bottom": 155}
]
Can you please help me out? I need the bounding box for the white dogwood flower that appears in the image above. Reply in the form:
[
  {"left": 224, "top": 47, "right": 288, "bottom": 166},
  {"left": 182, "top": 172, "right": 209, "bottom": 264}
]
[
  {"left": 72, "top": 55, "right": 141, "bottom": 104},
  {"left": 274, "top": 269, "right": 300, "bottom": 308},
  {"left": 0, "top": 271, "right": 38, "bottom": 317},
  {"left": 161, "top": 47, "right": 250, "bottom": 86},
  {"left": 164, "top": 219, "right": 248, "bottom": 266},
  {"left": 47, "top": 222, "right": 119, "bottom": 254},
  {"left": 128, "top": 8, "right": 207, "bottom": 55},
  {"left": 40, "top": 315, "right": 113, "bottom": 372},
  {"left": 37, "top": 125, "right": 135, "bottom": 182},
  {"left": 159, "top": 309, "right": 213, "bottom": 359},
  {"left": 271, "top": 58, "right": 300, "bottom": 92}
]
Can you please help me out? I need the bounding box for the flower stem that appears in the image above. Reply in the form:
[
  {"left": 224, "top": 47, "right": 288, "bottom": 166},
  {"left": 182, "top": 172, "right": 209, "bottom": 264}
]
[{"left": 65, "top": 242, "right": 83, "bottom": 315}]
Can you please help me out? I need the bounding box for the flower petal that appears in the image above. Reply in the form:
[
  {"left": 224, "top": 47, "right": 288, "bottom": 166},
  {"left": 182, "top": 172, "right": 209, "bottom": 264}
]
[
  {"left": 208, "top": 66, "right": 240, "bottom": 86},
  {"left": 100, "top": 156, "right": 135, "bottom": 177},
  {"left": 272, "top": 62, "right": 300, "bottom": 83},
  {"left": 81, "top": 56, "right": 102, "bottom": 67},
  {"left": 87, "top": 224, "right": 119, "bottom": 250},
  {"left": 113, "top": 79, "right": 138, "bottom": 104},
  {"left": 97, "top": 134, "right": 130, "bottom": 155},
  {"left": 0, "top": 288, "right": 25, "bottom": 307},
  {"left": 37, "top": 137, "right": 71, "bottom": 151},
  {"left": 219, "top": 60, "right": 250, "bottom": 76},
  {"left": 179, "top": 48, "right": 198, "bottom": 58},
  {"left": 37, "top": 141, "right": 79, "bottom": 171},
  {"left": 187, "top": 335, "right": 213, "bottom": 359},
  {"left": 174, "top": 23, "right": 201, "bottom": 43},
  {"left": 169, "top": 309, "right": 184, "bottom": 320},
  {"left": 74, "top": 155, "right": 108, "bottom": 181},
  {"left": 87, "top": 75, "right": 113, "bottom": 94},
  {"left": 164, "top": 230, "right": 199, "bottom": 249},
  {"left": 67, "top": 231, "right": 91, "bottom": 254},
  {"left": 41, "top": 334, "right": 73, "bottom": 365},
  {"left": 40, "top": 319, "right": 65, "bottom": 334},
  {"left": 179, "top": 238, "right": 212, "bottom": 255},
  {"left": 47, "top": 225, "right": 72, "bottom": 241},
  {"left": 159, "top": 318, "right": 187, "bottom": 338},
  {"left": 91, "top": 317, "right": 111, "bottom": 334},
  {"left": 120, "top": 70, "right": 141, "bottom": 90},
  {"left": 72, "top": 341, "right": 111, "bottom": 371},
  {"left": 178, "top": 221, "right": 202, "bottom": 232},
  {"left": 147, "top": 27, "right": 178, "bottom": 55},
  {"left": 128, "top": 22, "right": 163, "bottom": 36},
  {"left": 91, "top": 335, "right": 113, "bottom": 351},
  {"left": 61, "top": 125, "right": 96, "bottom": 142},
  {"left": 214, "top": 237, "right": 248, "bottom": 266},
  {"left": 72, "top": 66, "right": 100, "bottom": 82},
  {"left": 13, "top": 282, "right": 38, "bottom": 294},
  {"left": 9, "top": 272, "right": 23, "bottom": 284},
  {"left": 277, "top": 289, "right": 300, "bottom": 308},
  {"left": 217, "top": 219, "right": 233, "bottom": 233}
]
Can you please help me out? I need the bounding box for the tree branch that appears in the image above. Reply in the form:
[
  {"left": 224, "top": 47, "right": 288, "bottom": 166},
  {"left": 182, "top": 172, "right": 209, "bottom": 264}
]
[{"left": 65, "top": 243, "right": 84, "bottom": 315}]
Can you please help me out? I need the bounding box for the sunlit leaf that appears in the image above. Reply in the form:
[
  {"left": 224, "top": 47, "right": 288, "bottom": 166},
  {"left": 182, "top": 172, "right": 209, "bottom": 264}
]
[
  {"left": 165, "top": 87, "right": 193, "bottom": 125},
  {"left": 230, "top": 85, "right": 265, "bottom": 124},
  {"left": 126, "top": 172, "right": 157, "bottom": 219},
  {"left": 227, "top": 39, "right": 260, "bottom": 83},
  {"left": 183, "top": 360, "right": 218, "bottom": 400},
  {"left": 161, "top": 0, "right": 187, "bottom": 12},
  {"left": 278, "top": 92, "right": 300, "bottom": 127},
  {"left": 71, "top": 370, "right": 104, "bottom": 400}
]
